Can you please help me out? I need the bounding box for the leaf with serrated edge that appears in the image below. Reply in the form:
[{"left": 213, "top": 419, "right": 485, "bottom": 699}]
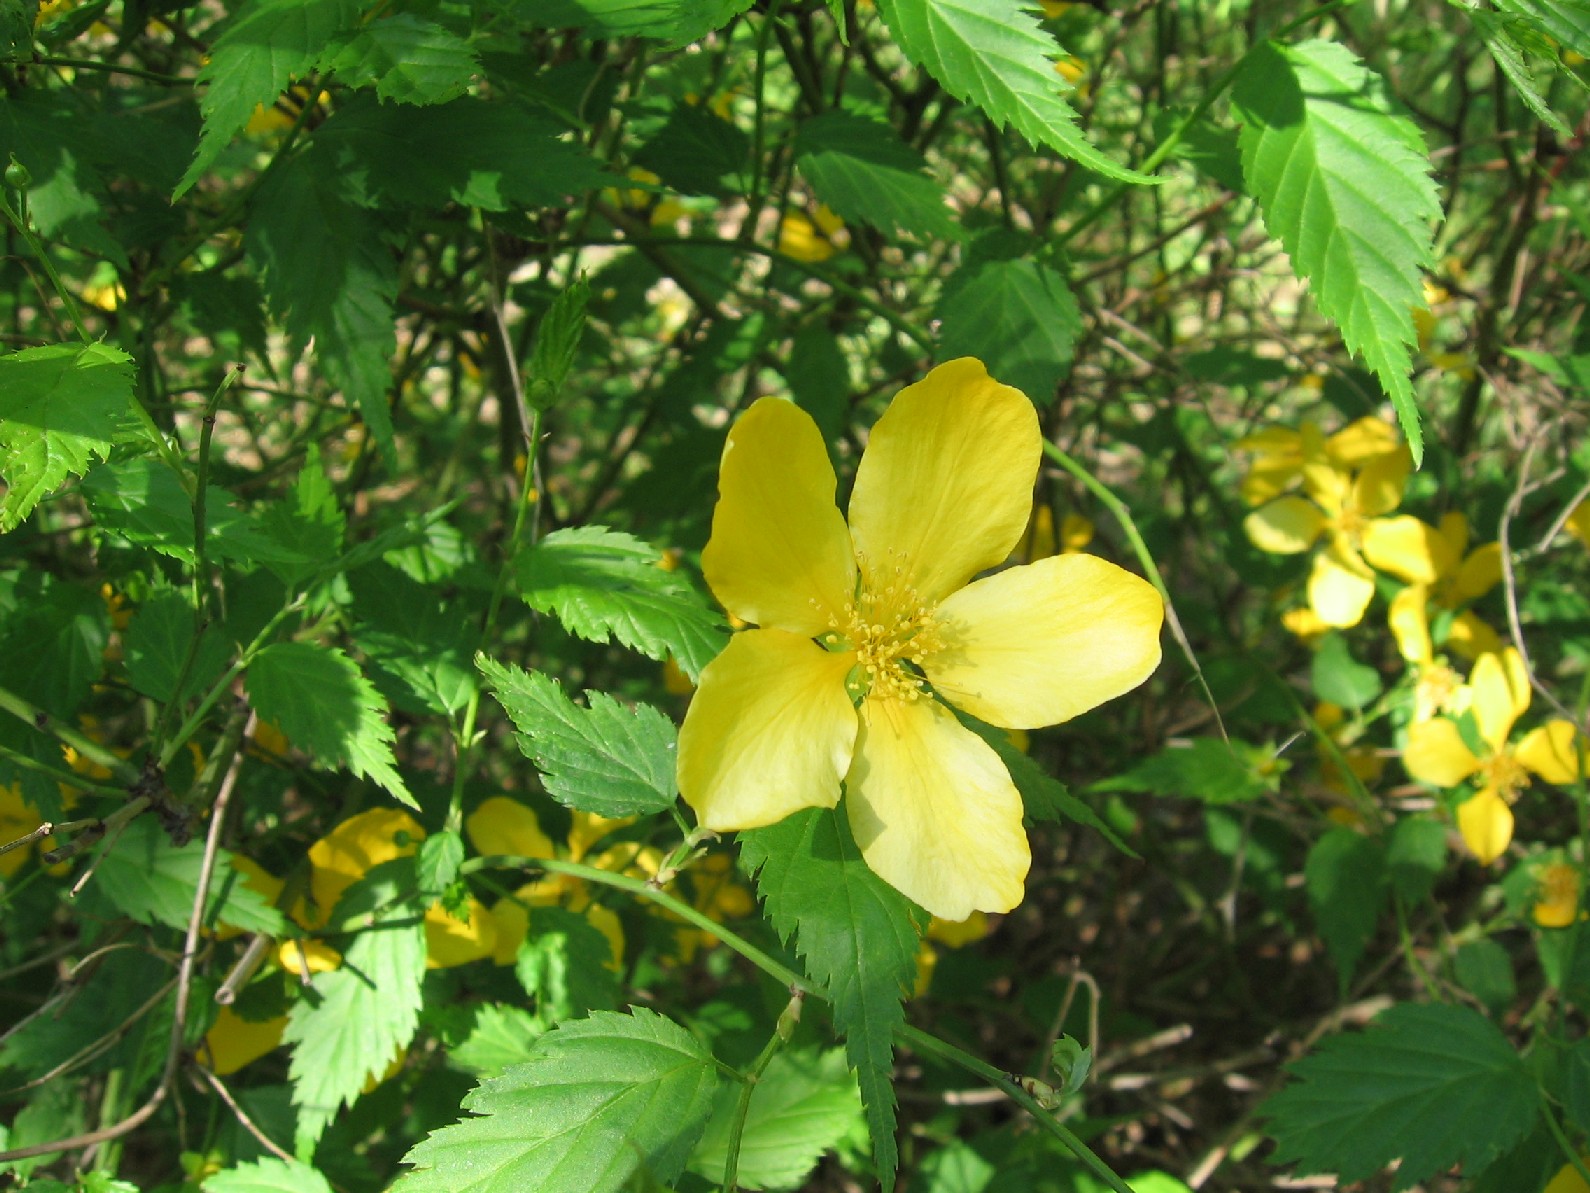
[
  {"left": 794, "top": 111, "right": 961, "bottom": 241},
  {"left": 875, "top": 0, "right": 1152, "bottom": 184},
  {"left": 0, "top": 343, "right": 134, "bottom": 532},
  {"left": 318, "top": 14, "right": 479, "bottom": 105},
  {"left": 245, "top": 642, "right": 414, "bottom": 807},
  {"left": 1261, "top": 1002, "right": 1537, "bottom": 1190},
  {"left": 397, "top": 1008, "right": 720, "bottom": 1193},
  {"left": 1231, "top": 40, "right": 1439, "bottom": 464},
  {"left": 202, "top": 1157, "right": 334, "bottom": 1193},
  {"left": 479, "top": 657, "right": 678, "bottom": 817},
  {"left": 936, "top": 255, "right": 1079, "bottom": 404},
  {"left": 517, "top": 526, "right": 728, "bottom": 680},
  {"left": 739, "top": 807, "right": 924, "bottom": 1190}
]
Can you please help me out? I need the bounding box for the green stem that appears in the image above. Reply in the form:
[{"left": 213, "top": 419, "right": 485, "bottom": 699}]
[
  {"left": 0, "top": 685, "right": 139, "bottom": 782},
  {"left": 721, "top": 989, "right": 803, "bottom": 1192},
  {"left": 0, "top": 187, "right": 89, "bottom": 343},
  {"left": 1541, "top": 1094, "right": 1590, "bottom": 1186}
]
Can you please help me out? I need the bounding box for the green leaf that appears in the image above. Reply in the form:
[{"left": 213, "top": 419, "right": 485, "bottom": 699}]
[
  {"left": 525, "top": 0, "right": 751, "bottom": 44},
  {"left": 246, "top": 144, "right": 397, "bottom": 461},
  {"left": 203, "top": 1157, "right": 335, "bottom": 1193},
  {"left": 177, "top": 0, "right": 363, "bottom": 196},
  {"left": 0, "top": 947, "right": 170, "bottom": 1084},
  {"left": 245, "top": 641, "right": 414, "bottom": 807},
  {"left": 738, "top": 807, "right": 925, "bottom": 1189},
  {"left": 89, "top": 818, "right": 288, "bottom": 936},
  {"left": 448, "top": 1004, "right": 547, "bottom": 1077},
  {"left": 516, "top": 526, "right": 728, "bottom": 680},
  {"left": 0, "top": 574, "right": 107, "bottom": 723},
  {"left": 478, "top": 657, "right": 678, "bottom": 818},
  {"left": 1452, "top": 938, "right": 1517, "bottom": 1014},
  {"left": 1310, "top": 632, "right": 1381, "bottom": 710},
  {"left": 513, "top": 904, "right": 620, "bottom": 1020},
  {"left": 1496, "top": 0, "right": 1590, "bottom": 56},
  {"left": 0, "top": 92, "right": 122, "bottom": 262},
  {"left": 1386, "top": 815, "right": 1445, "bottom": 905},
  {"left": 397, "top": 1008, "right": 722, "bottom": 1193},
  {"left": 1304, "top": 827, "right": 1386, "bottom": 994},
  {"left": 82, "top": 457, "right": 286, "bottom": 566},
  {"left": 633, "top": 104, "right": 749, "bottom": 197},
  {"left": 418, "top": 830, "right": 465, "bottom": 898},
  {"left": 0, "top": 342, "right": 135, "bottom": 531},
  {"left": 1230, "top": 40, "right": 1440, "bottom": 464},
  {"left": 689, "top": 1048, "right": 863, "bottom": 1190},
  {"left": 283, "top": 887, "right": 426, "bottom": 1149},
  {"left": 1470, "top": 8, "right": 1574, "bottom": 137},
  {"left": 348, "top": 563, "right": 478, "bottom": 716},
  {"left": 527, "top": 275, "right": 591, "bottom": 412},
  {"left": 936, "top": 245, "right": 1080, "bottom": 405},
  {"left": 793, "top": 111, "right": 961, "bottom": 241},
  {"left": 257, "top": 444, "right": 346, "bottom": 589},
  {"left": 124, "top": 589, "right": 232, "bottom": 706},
  {"left": 1092, "top": 737, "right": 1275, "bottom": 804},
  {"left": 1261, "top": 1002, "right": 1538, "bottom": 1191},
  {"left": 874, "top": 0, "right": 1151, "bottom": 184},
  {"left": 318, "top": 14, "right": 479, "bottom": 105}
]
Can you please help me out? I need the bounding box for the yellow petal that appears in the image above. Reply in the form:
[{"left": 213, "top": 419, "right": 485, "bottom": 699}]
[
  {"left": 1436, "top": 511, "right": 1470, "bottom": 559},
  {"left": 1060, "top": 513, "right": 1094, "bottom": 553},
  {"left": 1446, "top": 610, "right": 1502, "bottom": 660},
  {"left": 926, "top": 555, "right": 1162, "bottom": 729},
  {"left": 845, "top": 696, "right": 1030, "bottom": 920},
  {"left": 581, "top": 901, "right": 627, "bottom": 971},
  {"left": 1567, "top": 499, "right": 1590, "bottom": 547},
  {"left": 1457, "top": 788, "right": 1513, "bottom": 864},
  {"left": 702, "top": 397, "right": 857, "bottom": 636},
  {"left": 1240, "top": 463, "right": 1301, "bottom": 507},
  {"left": 1450, "top": 542, "right": 1502, "bottom": 603},
  {"left": 1517, "top": 720, "right": 1586, "bottom": 785},
  {"left": 566, "top": 812, "right": 635, "bottom": 862},
  {"left": 1350, "top": 449, "right": 1411, "bottom": 517},
  {"left": 203, "top": 1007, "right": 288, "bottom": 1076},
  {"left": 927, "top": 910, "right": 991, "bottom": 946},
  {"left": 465, "top": 796, "right": 555, "bottom": 862},
  {"left": 1307, "top": 546, "right": 1376, "bottom": 628},
  {"left": 425, "top": 898, "right": 498, "bottom": 968},
  {"left": 277, "top": 937, "right": 343, "bottom": 976},
  {"left": 1404, "top": 718, "right": 1482, "bottom": 787},
  {"left": 1244, "top": 496, "right": 1326, "bottom": 554},
  {"left": 1324, "top": 417, "right": 1400, "bottom": 466},
  {"left": 1360, "top": 516, "right": 1455, "bottom": 585},
  {"left": 1546, "top": 1161, "right": 1590, "bottom": 1193},
  {"left": 847, "top": 358, "right": 1039, "bottom": 606},
  {"left": 1388, "top": 585, "right": 1432, "bottom": 665},
  {"left": 1471, "top": 648, "right": 1528, "bottom": 751},
  {"left": 307, "top": 808, "right": 424, "bottom": 926},
  {"left": 778, "top": 213, "right": 837, "bottom": 262},
  {"left": 1534, "top": 862, "right": 1581, "bottom": 929},
  {"left": 678, "top": 630, "right": 858, "bottom": 830}
]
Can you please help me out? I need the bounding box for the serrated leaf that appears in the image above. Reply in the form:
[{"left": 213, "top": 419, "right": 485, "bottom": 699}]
[
  {"left": 1386, "top": 814, "right": 1445, "bottom": 905},
  {"left": 124, "top": 589, "right": 232, "bottom": 705},
  {"left": 1452, "top": 938, "right": 1516, "bottom": 1013},
  {"left": 479, "top": 657, "right": 678, "bottom": 818},
  {"left": 1261, "top": 1002, "right": 1538, "bottom": 1190},
  {"left": 1231, "top": 40, "right": 1440, "bottom": 464},
  {"left": 418, "top": 830, "right": 464, "bottom": 898},
  {"left": 0, "top": 342, "right": 135, "bottom": 531},
  {"left": 257, "top": 443, "right": 346, "bottom": 589},
  {"left": 177, "top": 0, "right": 363, "bottom": 196},
  {"left": 283, "top": 888, "right": 426, "bottom": 1149},
  {"left": 738, "top": 807, "right": 925, "bottom": 1189},
  {"left": 0, "top": 92, "right": 123, "bottom": 262},
  {"left": 88, "top": 818, "right": 287, "bottom": 936},
  {"left": 1496, "top": 0, "right": 1590, "bottom": 56},
  {"left": 448, "top": 1004, "right": 547, "bottom": 1077},
  {"left": 203, "top": 1157, "right": 334, "bottom": 1193},
  {"left": 936, "top": 251, "right": 1080, "bottom": 405},
  {"left": 633, "top": 104, "right": 749, "bottom": 197},
  {"left": 794, "top": 111, "right": 961, "bottom": 241},
  {"left": 514, "top": 904, "right": 620, "bottom": 1020},
  {"left": 689, "top": 1048, "right": 863, "bottom": 1190},
  {"left": 1304, "top": 827, "right": 1386, "bottom": 994},
  {"left": 0, "top": 574, "right": 107, "bottom": 725},
  {"left": 397, "top": 1008, "right": 721, "bottom": 1193},
  {"left": 245, "top": 641, "right": 414, "bottom": 807},
  {"left": 517, "top": 526, "right": 728, "bottom": 680},
  {"left": 875, "top": 0, "right": 1151, "bottom": 184},
  {"left": 319, "top": 14, "right": 479, "bottom": 105},
  {"left": 82, "top": 457, "right": 288, "bottom": 566},
  {"left": 245, "top": 145, "right": 397, "bottom": 461},
  {"left": 527, "top": 0, "right": 751, "bottom": 44},
  {"left": 1471, "top": 8, "right": 1574, "bottom": 137},
  {"left": 1092, "top": 737, "right": 1274, "bottom": 804}
]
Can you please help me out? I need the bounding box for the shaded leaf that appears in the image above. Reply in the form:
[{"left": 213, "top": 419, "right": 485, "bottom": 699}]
[
  {"left": 319, "top": 14, "right": 479, "bottom": 105},
  {"left": 794, "top": 110, "right": 960, "bottom": 241},
  {"left": 1093, "top": 737, "right": 1274, "bottom": 804},
  {"left": 203, "top": 1157, "right": 334, "bottom": 1193},
  {"left": 124, "top": 589, "right": 232, "bottom": 705},
  {"left": 634, "top": 103, "right": 748, "bottom": 197},
  {"left": 1304, "top": 827, "right": 1386, "bottom": 994},
  {"left": 936, "top": 248, "right": 1079, "bottom": 405},
  {"left": 83, "top": 457, "right": 287, "bottom": 566}
]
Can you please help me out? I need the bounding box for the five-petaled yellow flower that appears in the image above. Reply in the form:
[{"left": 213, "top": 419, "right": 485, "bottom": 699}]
[{"left": 676, "top": 358, "right": 1164, "bottom": 920}]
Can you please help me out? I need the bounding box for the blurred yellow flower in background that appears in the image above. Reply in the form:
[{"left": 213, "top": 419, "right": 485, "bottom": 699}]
[
  {"left": 1533, "top": 861, "right": 1582, "bottom": 928},
  {"left": 778, "top": 205, "right": 848, "bottom": 263}
]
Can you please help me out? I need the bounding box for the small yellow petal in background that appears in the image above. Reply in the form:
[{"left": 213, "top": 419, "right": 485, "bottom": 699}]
[
  {"left": 1244, "top": 496, "right": 1326, "bottom": 554},
  {"left": 465, "top": 796, "right": 555, "bottom": 862},
  {"left": 1517, "top": 720, "right": 1586, "bottom": 785},
  {"left": 703, "top": 398, "right": 857, "bottom": 636},
  {"left": 1361, "top": 515, "right": 1454, "bottom": 585},
  {"left": 1350, "top": 449, "right": 1412, "bottom": 518},
  {"left": 777, "top": 212, "right": 836, "bottom": 262},
  {"left": 566, "top": 812, "right": 635, "bottom": 863},
  {"left": 1060, "top": 512, "right": 1094, "bottom": 552},
  {"left": 927, "top": 554, "right": 1163, "bottom": 729},
  {"left": 1307, "top": 547, "right": 1376, "bottom": 628},
  {"left": 1471, "top": 649, "right": 1528, "bottom": 752},
  {"left": 1565, "top": 499, "right": 1590, "bottom": 548},
  {"left": 1281, "top": 605, "right": 1332, "bottom": 643},
  {"left": 678, "top": 630, "right": 858, "bottom": 831},
  {"left": 927, "top": 910, "right": 991, "bottom": 946},
  {"left": 307, "top": 808, "right": 424, "bottom": 926},
  {"left": 0, "top": 783, "right": 43, "bottom": 880},
  {"left": 1436, "top": 511, "right": 1470, "bottom": 559},
  {"left": 848, "top": 358, "right": 1040, "bottom": 606},
  {"left": 1533, "top": 862, "right": 1581, "bottom": 928},
  {"left": 425, "top": 898, "right": 498, "bottom": 969},
  {"left": 1450, "top": 541, "right": 1503, "bottom": 604},
  {"left": 202, "top": 1007, "right": 288, "bottom": 1076},
  {"left": 1446, "top": 610, "right": 1503, "bottom": 660},
  {"left": 1545, "top": 1161, "right": 1590, "bottom": 1193},
  {"left": 845, "top": 696, "right": 1030, "bottom": 920},
  {"left": 1388, "top": 585, "right": 1432, "bottom": 665},
  {"left": 1404, "top": 718, "right": 1482, "bottom": 788},
  {"left": 278, "top": 938, "right": 343, "bottom": 976},
  {"left": 1325, "top": 417, "right": 1401, "bottom": 467},
  {"left": 1457, "top": 788, "right": 1513, "bottom": 864}
]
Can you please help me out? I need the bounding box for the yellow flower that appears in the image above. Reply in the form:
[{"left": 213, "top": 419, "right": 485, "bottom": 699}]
[
  {"left": 778, "top": 205, "right": 848, "bottom": 263},
  {"left": 1373, "top": 512, "right": 1503, "bottom": 663},
  {"left": 0, "top": 783, "right": 48, "bottom": 880},
  {"left": 202, "top": 1006, "right": 288, "bottom": 1076},
  {"left": 1011, "top": 504, "right": 1093, "bottom": 564},
  {"left": 677, "top": 358, "right": 1164, "bottom": 919},
  {"left": 1534, "top": 861, "right": 1581, "bottom": 928},
  {"left": 1242, "top": 419, "right": 1411, "bottom": 628},
  {"left": 1547, "top": 1161, "right": 1590, "bottom": 1193},
  {"left": 1403, "top": 649, "right": 1586, "bottom": 864},
  {"left": 1566, "top": 499, "right": 1590, "bottom": 548}
]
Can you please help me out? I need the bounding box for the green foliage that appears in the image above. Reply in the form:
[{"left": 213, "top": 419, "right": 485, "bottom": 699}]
[
  {"left": 1309, "top": 632, "right": 1380, "bottom": 709},
  {"left": 514, "top": 904, "right": 620, "bottom": 1020},
  {"left": 479, "top": 657, "right": 679, "bottom": 818},
  {"left": 397, "top": 1009, "right": 721, "bottom": 1192},
  {"left": 1093, "top": 737, "right": 1276, "bottom": 804},
  {"left": 1303, "top": 826, "right": 1386, "bottom": 993},
  {"left": 794, "top": 111, "right": 962, "bottom": 242},
  {"left": 318, "top": 15, "right": 480, "bottom": 107},
  {"left": 1231, "top": 40, "right": 1440, "bottom": 462},
  {"left": 740, "top": 807, "right": 926, "bottom": 1189},
  {"left": 1262, "top": 1002, "right": 1539, "bottom": 1190},
  {"left": 203, "top": 1157, "right": 335, "bottom": 1193}
]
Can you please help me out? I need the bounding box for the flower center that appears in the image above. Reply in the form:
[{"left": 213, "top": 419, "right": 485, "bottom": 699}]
[
  {"left": 1414, "top": 662, "right": 1462, "bottom": 720},
  {"left": 828, "top": 555, "right": 943, "bottom": 703},
  {"left": 1480, "top": 749, "right": 1530, "bottom": 801}
]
